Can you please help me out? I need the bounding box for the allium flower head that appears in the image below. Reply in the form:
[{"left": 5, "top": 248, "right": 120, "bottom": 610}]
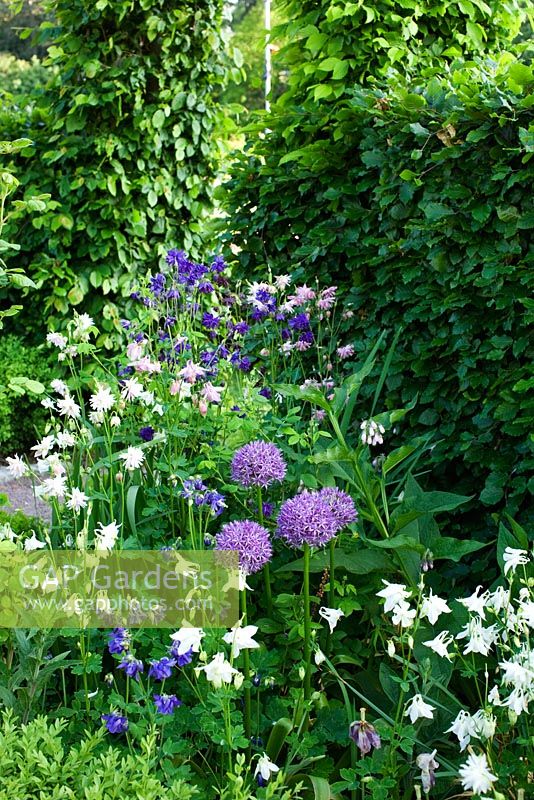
[
  {"left": 277, "top": 491, "right": 338, "bottom": 549},
  {"left": 216, "top": 520, "right": 272, "bottom": 575},
  {"left": 231, "top": 441, "right": 286, "bottom": 488},
  {"left": 318, "top": 487, "right": 357, "bottom": 531}
]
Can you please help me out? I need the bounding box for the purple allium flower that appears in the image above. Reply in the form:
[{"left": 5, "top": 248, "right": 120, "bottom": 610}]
[
  {"left": 318, "top": 487, "right": 357, "bottom": 532},
  {"left": 349, "top": 720, "right": 381, "bottom": 755},
  {"left": 108, "top": 628, "right": 130, "bottom": 655},
  {"left": 154, "top": 693, "right": 182, "bottom": 715},
  {"left": 139, "top": 426, "right": 155, "bottom": 442},
  {"left": 202, "top": 312, "right": 220, "bottom": 330},
  {"left": 168, "top": 642, "right": 194, "bottom": 666},
  {"left": 231, "top": 441, "right": 287, "bottom": 488},
  {"left": 148, "top": 656, "right": 176, "bottom": 680},
  {"left": 117, "top": 654, "right": 144, "bottom": 680},
  {"left": 276, "top": 491, "right": 338, "bottom": 549},
  {"left": 215, "top": 520, "right": 272, "bottom": 575},
  {"left": 102, "top": 711, "right": 129, "bottom": 734}
]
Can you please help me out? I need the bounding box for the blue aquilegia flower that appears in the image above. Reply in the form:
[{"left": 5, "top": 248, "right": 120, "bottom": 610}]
[
  {"left": 117, "top": 655, "right": 144, "bottom": 680},
  {"left": 231, "top": 441, "right": 286, "bottom": 488},
  {"left": 148, "top": 656, "right": 176, "bottom": 680},
  {"left": 154, "top": 693, "right": 182, "bottom": 715},
  {"left": 108, "top": 627, "right": 130, "bottom": 655},
  {"left": 168, "top": 641, "right": 194, "bottom": 666},
  {"left": 102, "top": 711, "right": 129, "bottom": 734},
  {"left": 139, "top": 426, "right": 155, "bottom": 442}
]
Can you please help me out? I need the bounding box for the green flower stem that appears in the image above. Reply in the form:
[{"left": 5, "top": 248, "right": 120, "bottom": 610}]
[
  {"left": 303, "top": 542, "right": 311, "bottom": 703},
  {"left": 241, "top": 588, "right": 251, "bottom": 750},
  {"left": 257, "top": 486, "right": 273, "bottom": 617}
]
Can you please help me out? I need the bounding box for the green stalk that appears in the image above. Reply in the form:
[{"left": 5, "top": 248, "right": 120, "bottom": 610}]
[
  {"left": 303, "top": 542, "right": 311, "bottom": 703},
  {"left": 241, "top": 588, "right": 252, "bottom": 751},
  {"left": 257, "top": 486, "right": 273, "bottom": 617}
]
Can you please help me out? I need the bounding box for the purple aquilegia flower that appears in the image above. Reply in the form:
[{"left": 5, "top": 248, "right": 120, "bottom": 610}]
[
  {"left": 148, "top": 656, "right": 176, "bottom": 680},
  {"left": 108, "top": 627, "right": 130, "bottom": 655},
  {"left": 168, "top": 642, "right": 194, "bottom": 665},
  {"left": 211, "top": 255, "right": 226, "bottom": 273},
  {"left": 139, "top": 426, "right": 155, "bottom": 442},
  {"left": 258, "top": 386, "right": 272, "bottom": 399},
  {"left": 154, "top": 693, "right": 182, "bottom": 715},
  {"left": 231, "top": 441, "right": 286, "bottom": 488},
  {"left": 202, "top": 312, "right": 220, "bottom": 330},
  {"left": 318, "top": 487, "right": 357, "bottom": 531},
  {"left": 102, "top": 711, "right": 129, "bottom": 734},
  {"left": 277, "top": 491, "right": 338, "bottom": 548},
  {"left": 215, "top": 520, "right": 272, "bottom": 575},
  {"left": 117, "top": 655, "right": 144, "bottom": 680},
  {"left": 349, "top": 720, "right": 381, "bottom": 755}
]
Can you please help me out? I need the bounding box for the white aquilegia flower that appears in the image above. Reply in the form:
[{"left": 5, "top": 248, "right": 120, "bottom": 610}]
[
  {"left": 254, "top": 753, "right": 280, "bottom": 783},
  {"left": 502, "top": 547, "right": 529, "bottom": 576},
  {"left": 416, "top": 750, "right": 439, "bottom": 793},
  {"left": 119, "top": 446, "right": 145, "bottom": 472},
  {"left": 90, "top": 385, "right": 115, "bottom": 413},
  {"left": 170, "top": 626, "right": 205, "bottom": 655},
  {"left": 471, "top": 709, "right": 496, "bottom": 740},
  {"left": 46, "top": 331, "right": 67, "bottom": 349},
  {"left": 24, "top": 532, "right": 47, "bottom": 552},
  {"left": 57, "top": 394, "right": 81, "bottom": 420},
  {"left": 456, "top": 618, "right": 497, "bottom": 657},
  {"left": 37, "top": 475, "right": 67, "bottom": 499},
  {"left": 423, "top": 630, "right": 454, "bottom": 660},
  {"left": 121, "top": 377, "right": 143, "bottom": 401},
  {"left": 391, "top": 600, "right": 416, "bottom": 628},
  {"left": 421, "top": 590, "right": 451, "bottom": 625},
  {"left": 197, "top": 652, "right": 238, "bottom": 688},
  {"left": 274, "top": 274, "right": 291, "bottom": 290},
  {"left": 457, "top": 585, "right": 490, "bottom": 620},
  {"left": 404, "top": 694, "right": 435, "bottom": 723},
  {"left": 73, "top": 313, "right": 94, "bottom": 340},
  {"left": 498, "top": 658, "right": 533, "bottom": 690},
  {"left": 445, "top": 709, "right": 475, "bottom": 751},
  {"left": 56, "top": 431, "right": 76, "bottom": 449},
  {"left": 318, "top": 606, "right": 345, "bottom": 633},
  {"left": 458, "top": 752, "right": 497, "bottom": 795},
  {"left": 314, "top": 648, "right": 326, "bottom": 666},
  {"left": 94, "top": 520, "right": 120, "bottom": 551},
  {"left": 223, "top": 624, "right": 259, "bottom": 658},
  {"left": 376, "top": 580, "right": 411, "bottom": 613},
  {"left": 6, "top": 455, "right": 26, "bottom": 479},
  {"left": 501, "top": 687, "right": 529, "bottom": 716},
  {"left": 66, "top": 488, "right": 89, "bottom": 514},
  {"left": 50, "top": 378, "right": 68, "bottom": 395},
  {"left": 31, "top": 435, "right": 55, "bottom": 460}
]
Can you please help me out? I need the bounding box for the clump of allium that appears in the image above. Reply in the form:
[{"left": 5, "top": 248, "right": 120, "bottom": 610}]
[
  {"left": 215, "top": 520, "right": 272, "bottom": 575},
  {"left": 231, "top": 441, "right": 287, "bottom": 488},
  {"left": 277, "top": 491, "right": 338, "bottom": 549},
  {"left": 319, "top": 487, "right": 357, "bottom": 531}
]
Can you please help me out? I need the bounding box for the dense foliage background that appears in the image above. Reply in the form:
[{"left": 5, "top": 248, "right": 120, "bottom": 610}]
[{"left": 222, "top": 1, "right": 534, "bottom": 519}]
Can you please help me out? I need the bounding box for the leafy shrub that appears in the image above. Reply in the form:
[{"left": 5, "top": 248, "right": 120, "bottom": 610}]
[
  {"left": 0, "top": 334, "right": 56, "bottom": 454},
  {"left": 1, "top": 0, "right": 231, "bottom": 342},
  {"left": 0, "top": 711, "right": 197, "bottom": 799},
  {"left": 0, "top": 508, "right": 41, "bottom": 536},
  {"left": 0, "top": 53, "right": 49, "bottom": 100},
  {"left": 223, "top": 56, "right": 534, "bottom": 517}
]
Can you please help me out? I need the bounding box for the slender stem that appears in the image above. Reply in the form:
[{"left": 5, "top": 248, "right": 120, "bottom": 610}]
[
  {"left": 241, "top": 589, "right": 251, "bottom": 750},
  {"left": 257, "top": 486, "right": 273, "bottom": 617},
  {"left": 303, "top": 542, "right": 311, "bottom": 703},
  {"left": 328, "top": 537, "right": 335, "bottom": 608}
]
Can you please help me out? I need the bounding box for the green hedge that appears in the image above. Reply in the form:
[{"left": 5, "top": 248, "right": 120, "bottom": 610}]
[
  {"left": 1, "top": 0, "right": 229, "bottom": 343},
  {"left": 0, "top": 335, "right": 56, "bottom": 455},
  {"left": 223, "top": 56, "right": 534, "bottom": 516}
]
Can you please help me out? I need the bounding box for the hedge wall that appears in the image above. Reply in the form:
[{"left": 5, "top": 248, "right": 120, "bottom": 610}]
[
  {"left": 1, "top": 0, "right": 229, "bottom": 342},
  {"left": 223, "top": 56, "right": 534, "bottom": 516}
]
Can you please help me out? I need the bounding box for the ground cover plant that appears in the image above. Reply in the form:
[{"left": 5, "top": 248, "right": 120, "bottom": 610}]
[{"left": 2, "top": 251, "right": 532, "bottom": 799}]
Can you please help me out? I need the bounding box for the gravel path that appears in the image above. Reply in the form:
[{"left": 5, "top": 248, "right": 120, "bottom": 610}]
[{"left": 0, "top": 467, "right": 52, "bottom": 522}]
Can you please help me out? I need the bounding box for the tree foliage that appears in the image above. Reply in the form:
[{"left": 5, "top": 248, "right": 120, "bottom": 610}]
[
  {"left": 223, "top": 55, "right": 534, "bottom": 516},
  {"left": 1, "top": 0, "right": 230, "bottom": 343}
]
